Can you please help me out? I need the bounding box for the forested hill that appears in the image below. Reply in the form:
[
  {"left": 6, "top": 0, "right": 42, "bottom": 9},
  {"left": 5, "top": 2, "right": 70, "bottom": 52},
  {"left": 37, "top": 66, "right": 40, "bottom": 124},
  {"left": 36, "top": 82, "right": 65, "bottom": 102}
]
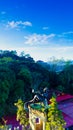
[{"left": 0, "top": 50, "right": 73, "bottom": 118}]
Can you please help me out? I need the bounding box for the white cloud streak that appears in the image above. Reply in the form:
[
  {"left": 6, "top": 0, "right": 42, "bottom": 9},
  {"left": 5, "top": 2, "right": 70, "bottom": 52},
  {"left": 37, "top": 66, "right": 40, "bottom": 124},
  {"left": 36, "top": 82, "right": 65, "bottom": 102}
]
[
  {"left": 23, "top": 21, "right": 32, "bottom": 26},
  {"left": 58, "top": 31, "right": 73, "bottom": 38},
  {"left": 24, "top": 33, "right": 56, "bottom": 45},
  {"left": 42, "top": 26, "right": 49, "bottom": 30},
  {"left": 62, "top": 31, "right": 73, "bottom": 35},
  {"left": 23, "top": 32, "right": 73, "bottom": 47},
  {"left": 6, "top": 20, "right": 32, "bottom": 29}
]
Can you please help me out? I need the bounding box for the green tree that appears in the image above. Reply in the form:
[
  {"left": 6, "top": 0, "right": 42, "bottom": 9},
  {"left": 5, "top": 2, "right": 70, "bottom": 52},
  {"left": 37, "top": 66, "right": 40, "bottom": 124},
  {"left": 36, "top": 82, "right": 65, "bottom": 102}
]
[
  {"left": 0, "top": 57, "right": 13, "bottom": 63},
  {"left": 57, "top": 85, "right": 65, "bottom": 93},
  {"left": 32, "top": 72, "right": 43, "bottom": 91},
  {"left": 0, "top": 68, "right": 14, "bottom": 117},
  {"left": 15, "top": 99, "right": 29, "bottom": 128},
  {"left": 18, "top": 68, "right": 32, "bottom": 83},
  {"left": 18, "top": 68, "right": 32, "bottom": 100},
  {"left": 14, "top": 80, "right": 25, "bottom": 99},
  {"left": 20, "top": 51, "right": 25, "bottom": 57},
  {"left": 46, "top": 96, "right": 66, "bottom": 130},
  {"left": 49, "top": 71, "right": 58, "bottom": 88},
  {"left": 0, "top": 65, "right": 16, "bottom": 116},
  {"left": 58, "top": 64, "right": 73, "bottom": 93}
]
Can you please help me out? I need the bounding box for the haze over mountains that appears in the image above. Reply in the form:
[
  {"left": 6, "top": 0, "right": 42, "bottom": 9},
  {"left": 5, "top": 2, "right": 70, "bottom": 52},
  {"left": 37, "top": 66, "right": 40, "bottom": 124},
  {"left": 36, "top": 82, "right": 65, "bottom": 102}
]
[{"left": 37, "top": 59, "right": 73, "bottom": 72}]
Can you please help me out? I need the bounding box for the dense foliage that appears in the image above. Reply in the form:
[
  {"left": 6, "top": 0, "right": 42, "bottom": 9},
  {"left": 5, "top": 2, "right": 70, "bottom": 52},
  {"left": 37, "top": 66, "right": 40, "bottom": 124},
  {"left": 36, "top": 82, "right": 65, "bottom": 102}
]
[
  {"left": 0, "top": 50, "right": 73, "bottom": 118},
  {"left": 15, "top": 99, "right": 29, "bottom": 127},
  {"left": 46, "top": 95, "right": 66, "bottom": 130}
]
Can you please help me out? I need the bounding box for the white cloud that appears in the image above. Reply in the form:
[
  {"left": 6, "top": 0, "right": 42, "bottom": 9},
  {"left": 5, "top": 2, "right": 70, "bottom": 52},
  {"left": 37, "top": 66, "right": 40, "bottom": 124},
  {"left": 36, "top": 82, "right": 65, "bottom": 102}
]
[
  {"left": 42, "top": 26, "right": 49, "bottom": 30},
  {"left": 62, "top": 31, "right": 73, "bottom": 35},
  {"left": 48, "top": 33, "right": 56, "bottom": 38},
  {"left": 24, "top": 33, "right": 56, "bottom": 45},
  {"left": 6, "top": 20, "right": 32, "bottom": 29},
  {"left": 23, "top": 21, "right": 32, "bottom": 26},
  {"left": 6, "top": 21, "right": 17, "bottom": 28},
  {"left": 58, "top": 31, "right": 73, "bottom": 38}
]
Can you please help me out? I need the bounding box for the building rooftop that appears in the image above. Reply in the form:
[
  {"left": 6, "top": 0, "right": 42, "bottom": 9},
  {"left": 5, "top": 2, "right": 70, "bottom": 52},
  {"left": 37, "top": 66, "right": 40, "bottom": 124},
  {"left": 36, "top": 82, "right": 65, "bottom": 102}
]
[
  {"left": 57, "top": 94, "right": 73, "bottom": 128},
  {"left": 56, "top": 94, "right": 73, "bottom": 102}
]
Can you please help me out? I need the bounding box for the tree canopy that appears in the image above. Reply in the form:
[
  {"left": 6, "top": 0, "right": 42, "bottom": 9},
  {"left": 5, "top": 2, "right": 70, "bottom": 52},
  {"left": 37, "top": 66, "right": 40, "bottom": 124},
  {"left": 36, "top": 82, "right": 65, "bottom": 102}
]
[{"left": 46, "top": 95, "right": 66, "bottom": 130}]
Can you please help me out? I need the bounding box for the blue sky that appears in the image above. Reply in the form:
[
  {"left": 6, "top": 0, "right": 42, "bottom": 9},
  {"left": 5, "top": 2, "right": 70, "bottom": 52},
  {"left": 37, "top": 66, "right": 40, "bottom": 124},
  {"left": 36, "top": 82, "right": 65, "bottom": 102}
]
[{"left": 0, "top": 0, "right": 73, "bottom": 61}]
